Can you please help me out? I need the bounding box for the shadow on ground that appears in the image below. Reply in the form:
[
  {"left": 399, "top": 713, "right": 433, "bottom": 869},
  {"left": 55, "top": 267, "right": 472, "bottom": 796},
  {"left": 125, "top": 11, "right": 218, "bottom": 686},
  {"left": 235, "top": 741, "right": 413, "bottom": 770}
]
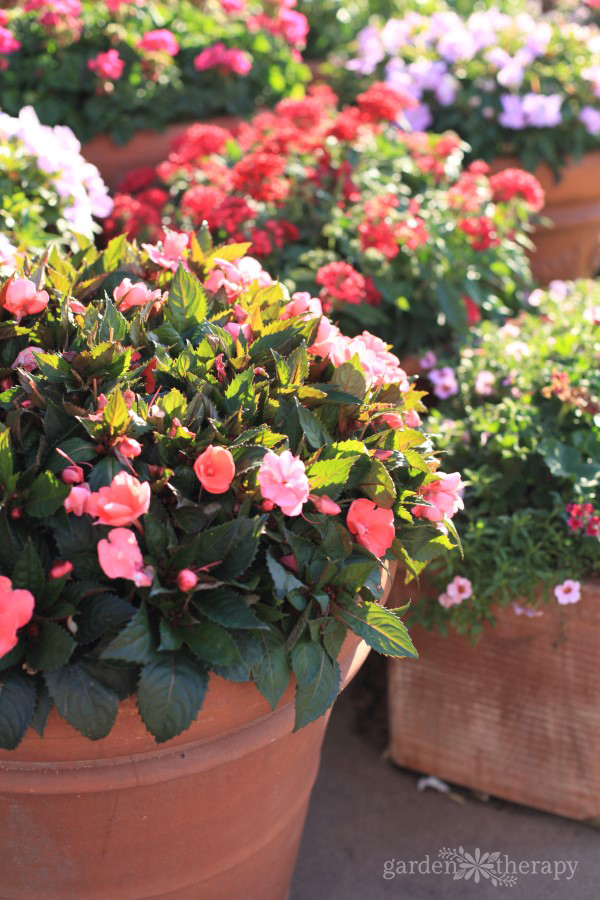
[{"left": 291, "top": 655, "right": 598, "bottom": 900}]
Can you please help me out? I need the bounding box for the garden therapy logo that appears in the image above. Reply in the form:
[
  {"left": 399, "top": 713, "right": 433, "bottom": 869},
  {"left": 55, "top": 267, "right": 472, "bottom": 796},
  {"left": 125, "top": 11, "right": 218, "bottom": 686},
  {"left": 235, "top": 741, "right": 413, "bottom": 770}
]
[{"left": 383, "top": 846, "right": 579, "bottom": 885}]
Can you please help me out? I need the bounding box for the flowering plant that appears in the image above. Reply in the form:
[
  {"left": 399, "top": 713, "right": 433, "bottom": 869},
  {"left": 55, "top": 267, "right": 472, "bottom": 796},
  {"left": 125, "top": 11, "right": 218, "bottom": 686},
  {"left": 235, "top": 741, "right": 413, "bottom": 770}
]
[
  {"left": 105, "top": 85, "right": 536, "bottom": 357},
  {"left": 0, "top": 0, "right": 309, "bottom": 144},
  {"left": 346, "top": 4, "right": 600, "bottom": 172},
  {"left": 0, "top": 231, "right": 462, "bottom": 748},
  {"left": 0, "top": 106, "right": 112, "bottom": 263},
  {"left": 410, "top": 279, "right": 600, "bottom": 637}
]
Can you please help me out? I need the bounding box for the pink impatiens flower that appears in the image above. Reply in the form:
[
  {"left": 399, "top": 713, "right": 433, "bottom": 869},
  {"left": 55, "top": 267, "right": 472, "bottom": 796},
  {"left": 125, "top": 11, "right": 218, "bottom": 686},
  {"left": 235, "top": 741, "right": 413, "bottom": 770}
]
[
  {"left": 3, "top": 278, "right": 49, "bottom": 320},
  {"left": 257, "top": 450, "right": 310, "bottom": 516},
  {"left": 224, "top": 321, "right": 253, "bottom": 343},
  {"left": 474, "top": 370, "right": 495, "bottom": 396},
  {"left": 194, "top": 43, "right": 252, "bottom": 76},
  {"left": 205, "top": 256, "right": 272, "bottom": 302},
  {"left": 0, "top": 576, "right": 34, "bottom": 659},
  {"left": 113, "top": 278, "right": 162, "bottom": 312},
  {"left": 281, "top": 291, "right": 323, "bottom": 321},
  {"left": 139, "top": 29, "right": 179, "bottom": 57},
  {"left": 412, "top": 472, "right": 464, "bottom": 523},
  {"left": 87, "top": 49, "right": 125, "bottom": 80},
  {"left": 87, "top": 472, "right": 151, "bottom": 526},
  {"left": 347, "top": 498, "right": 395, "bottom": 558},
  {"left": 97, "top": 528, "right": 154, "bottom": 587},
  {"left": 438, "top": 575, "right": 473, "bottom": 609},
  {"left": 143, "top": 231, "right": 189, "bottom": 271},
  {"left": 194, "top": 445, "right": 236, "bottom": 494},
  {"left": 309, "top": 493, "right": 341, "bottom": 515},
  {"left": 11, "top": 346, "right": 43, "bottom": 372},
  {"left": 554, "top": 579, "right": 581, "bottom": 605},
  {"left": 64, "top": 483, "right": 92, "bottom": 516}
]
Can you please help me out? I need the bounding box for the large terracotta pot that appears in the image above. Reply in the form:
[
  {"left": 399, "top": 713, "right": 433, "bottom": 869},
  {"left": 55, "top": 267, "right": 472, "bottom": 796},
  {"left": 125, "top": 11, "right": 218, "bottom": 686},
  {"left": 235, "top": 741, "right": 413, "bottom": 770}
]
[
  {"left": 491, "top": 152, "right": 600, "bottom": 283},
  {"left": 83, "top": 117, "right": 241, "bottom": 190},
  {"left": 0, "top": 564, "right": 394, "bottom": 900},
  {"left": 387, "top": 578, "right": 600, "bottom": 820}
]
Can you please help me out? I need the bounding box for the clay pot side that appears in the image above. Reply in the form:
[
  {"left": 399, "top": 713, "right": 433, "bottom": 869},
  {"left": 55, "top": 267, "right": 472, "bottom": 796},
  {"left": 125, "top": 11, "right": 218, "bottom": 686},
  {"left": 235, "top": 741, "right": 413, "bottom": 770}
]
[
  {"left": 387, "top": 578, "right": 600, "bottom": 821},
  {"left": 83, "top": 117, "right": 241, "bottom": 190},
  {"left": 0, "top": 564, "right": 395, "bottom": 900},
  {"left": 491, "top": 151, "right": 600, "bottom": 284}
]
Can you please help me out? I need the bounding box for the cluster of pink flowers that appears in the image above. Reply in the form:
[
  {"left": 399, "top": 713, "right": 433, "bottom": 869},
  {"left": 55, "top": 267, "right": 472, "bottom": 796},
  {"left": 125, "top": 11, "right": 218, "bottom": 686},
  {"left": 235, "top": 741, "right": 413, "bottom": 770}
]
[
  {"left": 566, "top": 503, "right": 600, "bottom": 537},
  {"left": 438, "top": 575, "right": 473, "bottom": 609},
  {"left": 412, "top": 472, "right": 464, "bottom": 523},
  {"left": 88, "top": 48, "right": 125, "bottom": 81},
  {"left": 194, "top": 43, "right": 252, "bottom": 76},
  {"left": 429, "top": 367, "right": 459, "bottom": 400}
]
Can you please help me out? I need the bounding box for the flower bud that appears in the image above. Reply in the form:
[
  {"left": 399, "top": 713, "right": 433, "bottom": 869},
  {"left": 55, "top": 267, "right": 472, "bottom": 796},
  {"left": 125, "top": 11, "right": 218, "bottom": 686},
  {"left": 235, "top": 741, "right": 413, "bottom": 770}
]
[
  {"left": 177, "top": 569, "right": 198, "bottom": 592},
  {"left": 61, "top": 465, "right": 84, "bottom": 484},
  {"left": 49, "top": 561, "right": 73, "bottom": 580}
]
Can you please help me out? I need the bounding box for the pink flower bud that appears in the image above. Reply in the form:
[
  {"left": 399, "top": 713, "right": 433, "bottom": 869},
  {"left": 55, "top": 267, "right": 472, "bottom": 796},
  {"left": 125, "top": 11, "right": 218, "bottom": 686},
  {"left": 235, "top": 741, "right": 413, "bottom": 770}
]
[
  {"left": 309, "top": 493, "right": 342, "bottom": 515},
  {"left": 49, "top": 561, "right": 73, "bottom": 580},
  {"left": 70, "top": 300, "right": 86, "bottom": 315},
  {"left": 176, "top": 569, "right": 199, "bottom": 592},
  {"left": 61, "top": 465, "right": 84, "bottom": 485},
  {"left": 261, "top": 499, "right": 275, "bottom": 511},
  {"left": 280, "top": 554, "right": 299, "bottom": 573},
  {"left": 115, "top": 435, "right": 142, "bottom": 458}
]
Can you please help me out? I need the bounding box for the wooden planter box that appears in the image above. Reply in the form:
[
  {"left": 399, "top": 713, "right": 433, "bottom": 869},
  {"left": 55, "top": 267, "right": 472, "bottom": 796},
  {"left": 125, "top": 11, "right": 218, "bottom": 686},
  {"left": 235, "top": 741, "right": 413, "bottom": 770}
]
[{"left": 388, "top": 579, "right": 600, "bottom": 820}]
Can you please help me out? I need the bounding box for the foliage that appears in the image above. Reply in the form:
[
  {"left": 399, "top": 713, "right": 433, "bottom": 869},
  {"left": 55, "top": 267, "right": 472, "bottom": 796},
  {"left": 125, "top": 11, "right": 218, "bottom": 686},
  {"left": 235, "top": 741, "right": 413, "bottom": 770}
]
[
  {"left": 410, "top": 280, "right": 600, "bottom": 636},
  {"left": 0, "top": 232, "right": 460, "bottom": 748},
  {"left": 105, "top": 87, "right": 535, "bottom": 357},
  {"left": 0, "top": 1, "right": 310, "bottom": 144}
]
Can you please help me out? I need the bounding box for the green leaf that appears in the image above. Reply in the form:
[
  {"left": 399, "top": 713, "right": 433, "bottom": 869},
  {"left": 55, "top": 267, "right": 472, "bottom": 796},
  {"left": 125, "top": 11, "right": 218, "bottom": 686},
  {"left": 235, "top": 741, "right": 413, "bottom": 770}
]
[
  {"left": 331, "top": 357, "right": 367, "bottom": 402},
  {"left": 184, "top": 620, "right": 242, "bottom": 666},
  {"left": 100, "top": 603, "right": 156, "bottom": 665},
  {"left": 358, "top": 460, "right": 397, "bottom": 509},
  {"left": 103, "top": 387, "right": 129, "bottom": 434},
  {"left": 167, "top": 264, "right": 207, "bottom": 332},
  {"left": 254, "top": 626, "right": 291, "bottom": 709},
  {"left": 334, "top": 598, "right": 417, "bottom": 658},
  {"left": 99, "top": 298, "right": 128, "bottom": 343},
  {"left": 76, "top": 592, "right": 135, "bottom": 644},
  {"left": 12, "top": 539, "right": 45, "bottom": 598},
  {"left": 27, "top": 622, "right": 76, "bottom": 671},
  {"left": 307, "top": 455, "right": 358, "bottom": 499},
  {"left": 0, "top": 672, "right": 37, "bottom": 750},
  {"left": 324, "top": 620, "right": 347, "bottom": 660},
  {"left": 137, "top": 655, "right": 207, "bottom": 744},
  {"left": 25, "top": 471, "right": 70, "bottom": 518},
  {"left": 266, "top": 552, "right": 305, "bottom": 602},
  {"left": 292, "top": 638, "right": 339, "bottom": 730},
  {"left": 223, "top": 368, "right": 256, "bottom": 416},
  {"left": 295, "top": 399, "right": 331, "bottom": 449},
  {"left": 35, "top": 353, "right": 74, "bottom": 384},
  {"left": 172, "top": 517, "right": 265, "bottom": 581},
  {"left": 0, "top": 426, "right": 14, "bottom": 489},
  {"left": 332, "top": 558, "right": 379, "bottom": 593},
  {"left": 30, "top": 683, "right": 52, "bottom": 737},
  {"left": 195, "top": 588, "right": 266, "bottom": 630},
  {"left": 45, "top": 664, "right": 119, "bottom": 740}
]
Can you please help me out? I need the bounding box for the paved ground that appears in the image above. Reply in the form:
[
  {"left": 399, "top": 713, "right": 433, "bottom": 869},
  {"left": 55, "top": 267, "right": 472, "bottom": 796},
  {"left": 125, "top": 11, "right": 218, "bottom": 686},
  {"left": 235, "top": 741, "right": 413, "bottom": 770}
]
[{"left": 291, "top": 656, "right": 599, "bottom": 900}]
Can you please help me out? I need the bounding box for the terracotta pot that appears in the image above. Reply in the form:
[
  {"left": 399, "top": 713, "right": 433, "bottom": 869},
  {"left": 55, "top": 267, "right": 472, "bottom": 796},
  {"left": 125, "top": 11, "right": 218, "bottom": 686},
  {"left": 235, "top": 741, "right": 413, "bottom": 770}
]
[
  {"left": 83, "top": 117, "right": 241, "bottom": 190},
  {"left": 491, "top": 152, "right": 600, "bottom": 283},
  {"left": 0, "top": 564, "right": 394, "bottom": 900},
  {"left": 387, "top": 577, "right": 600, "bottom": 820}
]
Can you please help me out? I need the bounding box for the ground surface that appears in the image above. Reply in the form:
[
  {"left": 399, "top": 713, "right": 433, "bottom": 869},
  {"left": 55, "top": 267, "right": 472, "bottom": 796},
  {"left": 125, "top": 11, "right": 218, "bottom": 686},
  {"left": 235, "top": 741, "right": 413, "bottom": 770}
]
[{"left": 291, "top": 656, "right": 599, "bottom": 900}]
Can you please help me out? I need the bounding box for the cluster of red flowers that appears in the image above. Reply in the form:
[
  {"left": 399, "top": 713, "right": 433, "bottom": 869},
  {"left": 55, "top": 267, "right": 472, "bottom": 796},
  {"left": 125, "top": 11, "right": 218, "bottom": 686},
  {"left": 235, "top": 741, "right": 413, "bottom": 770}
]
[
  {"left": 315, "top": 261, "right": 380, "bottom": 310},
  {"left": 489, "top": 168, "right": 545, "bottom": 213},
  {"left": 566, "top": 503, "right": 600, "bottom": 537},
  {"left": 458, "top": 215, "right": 500, "bottom": 251},
  {"left": 403, "top": 132, "right": 462, "bottom": 179}
]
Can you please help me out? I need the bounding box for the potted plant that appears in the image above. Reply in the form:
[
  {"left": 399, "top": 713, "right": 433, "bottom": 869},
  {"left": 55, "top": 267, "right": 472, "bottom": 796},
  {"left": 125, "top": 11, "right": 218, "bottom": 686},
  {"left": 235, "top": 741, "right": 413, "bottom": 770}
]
[
  {"left": 104, "top": 84, "right": 537, "bottom": 363},
  {"left": 0, "top": 0, "right": 310, "bottom": 187},
  {"left": 0, "top": 230, "right": 461, "bottom": 897},
  {"left": 345, "top": 4, "right": 600, "bottom": 281},
  {"left": 387, "top": 278, "right": 600, "bottom": 820},
  {"left": 0, "top": 105, "right": 113, "bottom": 261}
]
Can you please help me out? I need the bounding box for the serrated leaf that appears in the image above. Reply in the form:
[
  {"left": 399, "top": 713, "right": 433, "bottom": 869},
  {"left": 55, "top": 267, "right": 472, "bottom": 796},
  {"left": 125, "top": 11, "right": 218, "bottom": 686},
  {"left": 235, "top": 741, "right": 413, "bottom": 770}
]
[
  {"left": 35, "top": 353, "right": 73, "bottom": 383},
  {"left": 167, "top": 264, "right": 207, "bottom": 332},
  {"left": 27, "top": 622, "right": 76, "bottom": 671},
  {"left": 307, "top": 455, "right": 358, "bottom": 499},
  {"left": 45, "top": 664, "right": 119, "bottom": 740},
  {"left": 99, "top": 298, "right": 128, "bottom": 343},
  {"left": 184, "top": 619, "right": 242, "bottom": 666},
  {"left": 25, "top": 471, "right": 70, "bottom": 518},
  {"left": 324, "top": 620, "right": 347, "bottom": 660},
  {"left": 266, "top": 552, "right": 305, "bottom": 602},
  {"left": 0, "top": 672, "right": 37, "bottom": 750},
  {"left": 358, "top": 459, "right": 397, "bottom": 509},
  {"left": 331, "top": 357, "right": 367, "bottom": 402},
  {"left": 103, "top": 387, "right": 129, "bottom": 434},
  {"left": 195, "top": 588, "right": 266, "bottom": 630},
  {"left": 334, "top": 598, "right": 417, "bottom": 658},
  {"left": 12, "top": 539, "right": 45, "bottom": 598},
  {"left": 295, "top": 398, "right": 331, "bottom": 449},
  {"left": 30, "top": 682, "right": 52, "bottom": 737},
  {"left": 292, "top": 638, "right": 340, "bottom": 730},
  {"left": 76, "top": 592, "right": 135, "bottom": 644},
  {"left": 137, "top": 655, "right": 207, "bottom": 743},
  {"left": 254, "top": 626, "right": 291, "bottom": 709},
  {"left": 100, "top": 603, "right": 156, "bottom": 664}
]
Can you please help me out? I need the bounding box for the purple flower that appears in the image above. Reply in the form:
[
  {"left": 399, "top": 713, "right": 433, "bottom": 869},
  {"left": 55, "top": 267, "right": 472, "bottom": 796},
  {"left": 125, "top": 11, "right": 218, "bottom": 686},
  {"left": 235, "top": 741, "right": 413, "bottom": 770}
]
[
  {"left": 437, "top": 28, "right": 477, "bottom": 63},
  {"left": 346, "top": 26, "right": 384, "bottom": 75},
  {"left": 499, "top": 94, "right": 527, "bottom": 129},
  {"left": 436, "top": 73, "right": 459, "bottom": 106},
  {"left": 408, "top": 59, "right": 447, "bottom": 92},
  {"left": 523, "top": 22, "right": 552, "bottom": 57},
  {"left": 579, "top": 106, "right": 600, "bottom": 135},
  {"left": 582, "top": 66, "right": 600, "bottom": 99},
  {"left": 403, "top": 103, "right": 433, "bottom": 132},
  {"left": 521, "top": 92, "right": 562, "bottom": 127},
  {"left": 381, "top": 18, "right": 413, "bottom": 53}
]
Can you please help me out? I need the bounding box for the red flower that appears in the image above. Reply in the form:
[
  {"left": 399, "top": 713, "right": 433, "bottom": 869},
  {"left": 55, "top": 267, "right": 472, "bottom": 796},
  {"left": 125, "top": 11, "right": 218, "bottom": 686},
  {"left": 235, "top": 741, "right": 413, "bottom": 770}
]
[
  {"left": 489, "top": 168, "right": 545, "bottom": 212},
  {"left": 316, "top": 261, "right": 368, "bottom": 307},
  {"left": 356, "top": 82, "right": 417, "bottom": 123}
]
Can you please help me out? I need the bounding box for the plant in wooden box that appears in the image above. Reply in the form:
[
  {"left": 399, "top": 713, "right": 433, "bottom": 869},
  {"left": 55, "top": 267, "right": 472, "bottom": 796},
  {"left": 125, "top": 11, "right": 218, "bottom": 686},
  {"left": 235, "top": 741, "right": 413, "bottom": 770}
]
[
  {"left": 0, "top": 231, "right": 460, "bottom": 898},
  {"left": 388, "top": 279, "right": 600, "bottom": 820}
]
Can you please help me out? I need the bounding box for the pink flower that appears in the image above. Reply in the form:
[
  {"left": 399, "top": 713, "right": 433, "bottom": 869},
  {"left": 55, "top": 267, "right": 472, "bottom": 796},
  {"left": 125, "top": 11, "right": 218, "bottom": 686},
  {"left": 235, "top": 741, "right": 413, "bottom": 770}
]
[
  {"left": 419, "top": 351, "right": 437, "bottom": 370},
  {"left": 0, "top": 576, "right": 34, "bottom": 659},
  {"left": 194, "top": 445, "right": 236, "bottom": 494},
  {"left": 554, "top": 579, "right": 581, "bottom": 605},
  {"left": 205, "top": 256, "right": 272, "bottom": 301},
  {"left": 429, "top": 367, "right": 459, "bottom": 400},
  {"left": 438, "top": 575, "right": 472, "bottom": 609},
  {"left": 347, "top": 499, "right": 395, "bottom": 558},
  {"left": 113, "top": 278, "right": 162, "bottom": 312},
  {"left": 3, "top": 278, "right": 49, "bottom": 320},
  {"left": 142, "top": 231, "right": 189, "bottom": 271},
  {"left": 258, "top": 450, "right": 310, "bottom": 516},
  {"left": 61, "top": 465, "right": 84, "bottom": 485},
  {"left": 281, "top": 292, "right": 323, "bottom": 321},
  {"left": 64, "top": 483, "right": 92, "bottom": 516},
  {"left": 87, "top": 49, "right": 125, "bottom": 80},
  {"left": 474, "top": 371, "right": 495, "bottom": 396},
  {"left": 308, "top": 316, "right": 342, "bottom": 358},
  {"left": 309, "top": 493, "right": 341, "bottom": 515},
  {"left": 177, "top": 569, "right": 198, "bottom": 591},
  {"left": 404, "top": 409, "right": 422, "bottom": 427},
  {"left": 194, "top": 43, "right": 252, "bottom": 76},
  {"left": 115, "top": 435, "right": 142, "bottom": 458},
  {"left": 97, "top": 528, "right": 154, "bottom": 587},
  {"left": 11, "top": 346, "right": 43, "bottom": 372},
  {"left": 0, "top": 26, "right": 20, "bottom": 55},
  {"left": 330, "top": 331, "right": 409, "bottom": 391},
  {"left": 87, "top": 472, "right": 151, "bottom": 526},
  {"left": 49, "top": 561, "right": 73, "bottom": 580},
  {"left": 412, "top": 472, "right": 464, "bottom": 523},
  {"left": 224, "top": 321, "right": 253, "bottom": 343},
  {"left": 220, "top": 0, "right": 245, "bottom": 11},
  {"left": 379, "top": 413, "right": 404, "bottom": 429},
  {"left": 69, "top": 299, "right": 86, "bottom": 315},
  {"left": 139, "top": 29, "right": 179, "bottom": 56}
]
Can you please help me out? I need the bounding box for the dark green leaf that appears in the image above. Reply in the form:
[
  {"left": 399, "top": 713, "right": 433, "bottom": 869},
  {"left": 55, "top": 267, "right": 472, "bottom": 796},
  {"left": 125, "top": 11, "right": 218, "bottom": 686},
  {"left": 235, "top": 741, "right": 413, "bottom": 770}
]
[
  {"left": 100, "top": 603, "right": 156, "bottom": 665},
  {"left": 292, "top": 637, "right": 339, "bottom": 730},
  {"left": 254, "top": 626, "right": 291, "bottom": 709},
  {"left": 45, "top": 664, "right": 119, "bottom": 740},
  {"left": 25, "top": 472, "right": 70, "bottom": 518},
  {"left": 334, "top": 598, "right": 418, "bottom": 658},
  {"left": 27, "top": 622, "right": 76, "bottom": 671},
  {"left": 137, "top": 655, "right": 207, "bottom": 743},
  {"left": 0, "top": 671, "right": 37, "bottom": 750},
  {"left": 184, "top": 619, "right": 242, "bottom": 666}
]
